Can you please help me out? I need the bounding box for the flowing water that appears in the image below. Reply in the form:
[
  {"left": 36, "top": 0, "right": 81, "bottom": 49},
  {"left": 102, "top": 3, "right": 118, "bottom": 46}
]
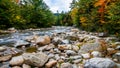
[{"left": 0, "top": 26, "right": 72, "bottom": 47}]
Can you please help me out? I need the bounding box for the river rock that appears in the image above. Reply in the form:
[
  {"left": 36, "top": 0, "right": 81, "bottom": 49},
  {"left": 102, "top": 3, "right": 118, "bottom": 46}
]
[
  {"left": 8, "top": 27, "right": 17, "bottom": 33},
  {"left": 14, "top": 40, "right": 29, "bottom": 47},
  {"left": 84, "top": 58, "right": 116, "bottom": 68},
  {"left": 78, "top": 42, "right": 101, "bottom": 54},
  {"left": 72, "top": 45, "right": 79, "bottom": 52},
  {"left": 91, "top": 51, "right": 102, "bottom": 57},
  {"left": 71, "top": 28, "right": 79, "bottom": 32},
  {"left": 113, "top": 53, "right": 120, "bottom": 62},
  {"left": 98, "top": 32, "right": 108, "bottom": 37},
  {"left": 66, "top": 35, "right": 79, "bottom": 41},
  {"left": 36, "top": 35, "right": 51, "bottom": 46},
  {"left": 44, "top": 44, "right": 55, "bottom": 51},
  {"left": 66, "top": 50, "right": 76, "bottom": 56},
  {"left": 61, "top": 63, "right": 73, "bottom": 68},
  {"left": 22, "top": 64, "right": 31, "bottom": 68},
  {"left": 81, "top": 53, "right": 90, "bottom": 59},
  {"left": 70, "top": 56, "right": 82, "bottom": 60},
  {"left": 116, "top": 46, "right": 120, "bottom": 50},
  {"left": 58, "top": 44, "right": 72, "bottom": 50},
  {"left": 9, "top": 56, "right": 24, "bottom": 66},
  {"left": 73, "top": 59, "right": 82, "bottom": 64},
  {"left": 0, "top": 47, "right": 6, "bottom": 52},
  {"left": 22, "top": 52, "right": 49, "bottom": 67},
  {"left": 45, "top": 60, "right": 57, "bottom": 68},
  {"left": 0, "top": 55, "right": 12, "bottom": 62},
  {"left": 12, "top": 66, "right": 21, "bottom": 68}
]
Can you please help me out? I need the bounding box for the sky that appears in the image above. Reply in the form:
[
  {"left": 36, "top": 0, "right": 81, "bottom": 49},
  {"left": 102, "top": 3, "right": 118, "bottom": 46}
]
[{"left": 43, "top": 0, "right": 72, "bottom": 13}]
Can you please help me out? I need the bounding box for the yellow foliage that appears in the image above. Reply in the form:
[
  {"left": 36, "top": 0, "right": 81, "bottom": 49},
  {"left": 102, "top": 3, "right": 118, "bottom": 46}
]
[
  {"left": 16, "top": 15, "right": 20, "bottom": 20},
  {"left": 80, "top": 17, "right": 86, "bottom": 23}
]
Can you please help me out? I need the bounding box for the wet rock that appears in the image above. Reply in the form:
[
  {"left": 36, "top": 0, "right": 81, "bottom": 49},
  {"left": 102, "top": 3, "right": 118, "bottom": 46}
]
[
  {"left": 45, "top": 60, "right": 57, "bottom": 68},
  {"left": 78, "top": 42, "right": 101, "bottom": 54},
  {"left": 0, "top": 47, "right": 6, "bottom": 52},
  {"left": 81, "top": 53, "right": 90, "bottom": 59},
  {"left": 22, "top": 52, "right": 49, "bottom": 67},
  {"left": 61, "top": 63, "right": 73, "bottom": 68},
  {"left": 14, "top": 40, "right": 29, "bottom": 47},
  {"left": 91, "top": 51, "right": 102, "bottom": 57},
  {"left": 0, "top": 55, "right": 12, "bottom": 62},
  {"left": 84, "top": 58, "right": 116, "bottom": 68},
  {"left": 9, "top": 56, "right": 24, "bottom": 66},
  {"left": 66, "top": 50, "right": 76, "bottom": 56},
  {"left": 22, "top": 64, "right": 31, "bottom": 68}
]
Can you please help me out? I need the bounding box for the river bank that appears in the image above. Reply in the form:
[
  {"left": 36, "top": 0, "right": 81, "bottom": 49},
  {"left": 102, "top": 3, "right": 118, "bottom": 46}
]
[{"left": 0, "top": 26, "right": 120, "bottom": 68}]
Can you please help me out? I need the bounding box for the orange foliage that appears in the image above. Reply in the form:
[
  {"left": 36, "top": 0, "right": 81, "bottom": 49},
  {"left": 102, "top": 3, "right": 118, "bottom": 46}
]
[
  {"left": 94, "top": 0, "right": 106, "bottom": 7},
  {"left": 94, "top": 0, "right": 111, "bottom": 24},
  {"left": 15, "top": 0, "right": 19, "bottom": 3}
]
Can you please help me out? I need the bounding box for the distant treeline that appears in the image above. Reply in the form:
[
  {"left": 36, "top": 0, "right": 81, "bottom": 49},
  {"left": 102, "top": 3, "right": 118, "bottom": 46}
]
[{"left": 0, "top": 0, "right": 56, "bottom": 29}]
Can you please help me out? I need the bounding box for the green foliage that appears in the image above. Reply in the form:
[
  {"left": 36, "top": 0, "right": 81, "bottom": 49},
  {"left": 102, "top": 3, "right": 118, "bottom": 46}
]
[
  {"left": 0, "top": 0, "right": 55, "bottom": 29},
  {"left": 70, "top": 0, "right": 120, "bottom": 34}
]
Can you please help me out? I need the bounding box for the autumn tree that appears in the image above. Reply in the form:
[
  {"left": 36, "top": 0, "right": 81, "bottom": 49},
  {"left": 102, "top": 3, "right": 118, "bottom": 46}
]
[{"left": 70, "top": 0, "right": 120, "bottom": 34}]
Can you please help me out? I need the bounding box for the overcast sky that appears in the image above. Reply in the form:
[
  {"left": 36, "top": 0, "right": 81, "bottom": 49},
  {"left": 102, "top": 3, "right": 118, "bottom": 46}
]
[{"left": 43, "top": 0, "right": 72, "bottom": 13}]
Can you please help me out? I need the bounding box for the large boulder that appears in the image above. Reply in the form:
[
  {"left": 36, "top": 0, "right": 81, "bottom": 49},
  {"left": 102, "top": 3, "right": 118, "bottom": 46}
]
[
  {"left": 78, "top": 42, "right": 102, "bottom": 54},
  {"left": 84, "top": 58, "right": 116, "bottom": 68},
  {"left": 22, "top": 52, "right": 49, "bottom": 67}
]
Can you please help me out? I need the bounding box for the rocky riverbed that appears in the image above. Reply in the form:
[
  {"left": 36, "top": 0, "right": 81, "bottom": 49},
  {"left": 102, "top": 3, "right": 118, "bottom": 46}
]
[{"left": 0, "top": 26, "right": 120, "bottom": 68}]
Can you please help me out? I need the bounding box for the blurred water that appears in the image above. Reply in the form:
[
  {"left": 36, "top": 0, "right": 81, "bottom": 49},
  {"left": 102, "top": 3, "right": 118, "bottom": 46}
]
[{"left": 0, "top": 26, "right": 72, "bottom": 47}]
